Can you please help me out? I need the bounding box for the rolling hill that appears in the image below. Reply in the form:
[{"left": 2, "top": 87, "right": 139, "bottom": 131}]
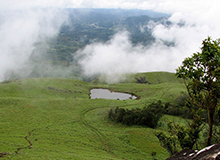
[{"left": 0, "top": 72, "right": 185, "bottom": 159}]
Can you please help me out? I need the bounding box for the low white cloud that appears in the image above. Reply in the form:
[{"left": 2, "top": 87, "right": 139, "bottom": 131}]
[
  {"left": 78, "top": 31, "right": 184, "bottom": 81},
  {"left": 77, "top": 0, "right": 220, "bottom": 83},
  {"left": 0, "top": 8, "right": 67, "bottom": 81}
]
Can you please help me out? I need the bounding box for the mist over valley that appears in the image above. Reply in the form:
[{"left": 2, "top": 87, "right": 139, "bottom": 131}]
[
  {"left": 1, "top": 8, "right": 170, "bottom": 82},
  {"left": 1, "top": 4, "right": 219, "bottom": 82}
]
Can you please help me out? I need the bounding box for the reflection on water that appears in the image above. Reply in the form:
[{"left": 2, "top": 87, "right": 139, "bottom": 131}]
[{"left": 90, "top": 89, "right": 137, "bottom": 100}]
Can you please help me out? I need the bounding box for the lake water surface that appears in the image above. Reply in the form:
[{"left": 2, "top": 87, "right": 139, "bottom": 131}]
[{"left": 90, "top": 89, "right": 137, "bottom": 100}]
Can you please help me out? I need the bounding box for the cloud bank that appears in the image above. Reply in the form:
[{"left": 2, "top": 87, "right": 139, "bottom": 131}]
[{"left": 76, "top": 0, "right": 220, "bottom": 82}]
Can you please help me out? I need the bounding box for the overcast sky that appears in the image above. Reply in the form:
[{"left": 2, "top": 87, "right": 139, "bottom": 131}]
[{"left": 0, "top": 0, "right": 217, "bottom": 12}]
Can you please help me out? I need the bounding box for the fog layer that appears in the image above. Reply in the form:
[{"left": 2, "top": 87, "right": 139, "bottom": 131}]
[{"left": 0, "top": 8, "right": 67, "bottom": 81}]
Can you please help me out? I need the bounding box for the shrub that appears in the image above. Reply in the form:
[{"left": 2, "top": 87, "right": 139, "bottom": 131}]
[
  {"left": 135, "top": 76, "right": 151, "bottom": 84},
  {"left": 108, "top": 101, "right": 164, "bottom": 128}
]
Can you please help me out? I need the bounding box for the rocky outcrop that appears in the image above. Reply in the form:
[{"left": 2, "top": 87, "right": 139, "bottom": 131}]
[{"left": 167, "top": 144, "right": 220, "bottom": 160}]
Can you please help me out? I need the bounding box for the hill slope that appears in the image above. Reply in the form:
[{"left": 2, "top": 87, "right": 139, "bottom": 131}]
[
  {"left": 0, "top": 72, "right": 185, "bottom": 159},
  {"left": 95, "top": 71, "right": 183, "bottom": 84}
]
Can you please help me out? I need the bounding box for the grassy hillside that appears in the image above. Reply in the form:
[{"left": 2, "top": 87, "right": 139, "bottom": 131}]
[
  {"left": 94, "top": 71, "right": 183, "bottom": 84},
  {"left": 0, "top": 72, "right": 186, "bottom": 159}
]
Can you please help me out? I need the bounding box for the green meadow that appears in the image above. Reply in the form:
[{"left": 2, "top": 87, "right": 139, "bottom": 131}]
[{"left": 0, "top": 72, "right": 186, "bottom": 159}]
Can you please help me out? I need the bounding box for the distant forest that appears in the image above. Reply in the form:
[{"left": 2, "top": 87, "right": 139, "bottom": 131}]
[{"left": 32, "top": 9, "right": 170, "bottom": 62}]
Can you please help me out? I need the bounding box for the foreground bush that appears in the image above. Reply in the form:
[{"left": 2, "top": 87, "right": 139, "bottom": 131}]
[{"left": 108, "top": 101, "right": 164, "bottom": 128}]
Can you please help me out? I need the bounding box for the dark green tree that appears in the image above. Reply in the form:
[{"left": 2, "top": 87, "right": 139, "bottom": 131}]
[{"left": 176, "top": 37, "right": 220, "bottom": 146}]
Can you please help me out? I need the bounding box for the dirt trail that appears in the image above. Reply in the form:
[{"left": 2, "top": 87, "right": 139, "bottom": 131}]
[
  {"left": 80, "top": 107, "right": 126, "bottom": 159},
  {"left": 80, "top": 102, "right": 145, "bottom": 160},
  {"left": 25, "top": 132, "right": 33, "bottom": 148},
  {"left": 0, "top": 130, "right": 35, "bottom": 158},
  {"left": 15, "top": 129, "right": 35, "bottom": 154}
]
